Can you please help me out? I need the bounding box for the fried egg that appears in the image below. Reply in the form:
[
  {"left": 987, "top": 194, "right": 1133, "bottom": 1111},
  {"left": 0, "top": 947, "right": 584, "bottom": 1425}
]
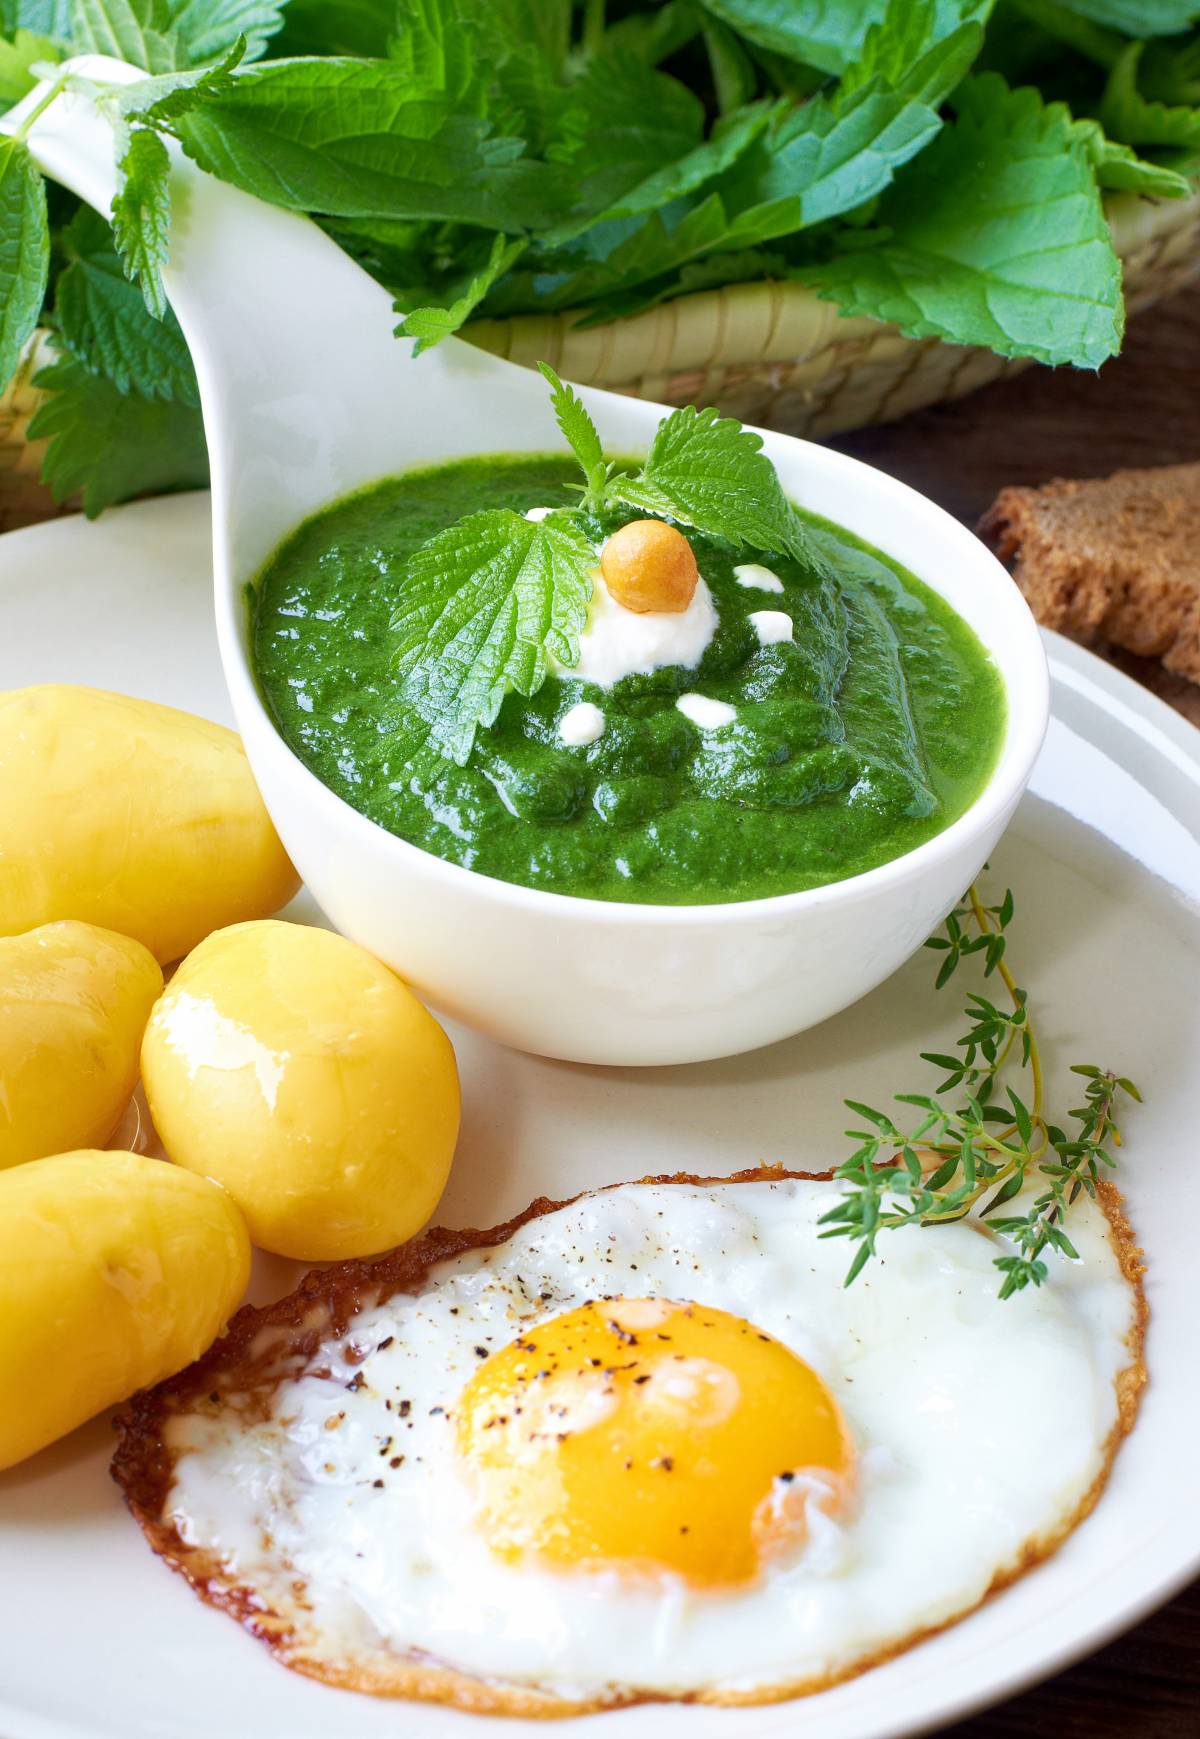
[{"left": 113, "top": 1171, "right": 1145, "bottom": 1714}]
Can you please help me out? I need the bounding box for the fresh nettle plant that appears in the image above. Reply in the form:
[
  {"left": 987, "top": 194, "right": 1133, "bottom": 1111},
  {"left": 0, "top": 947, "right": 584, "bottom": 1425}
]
[
  {"left": 820, "top": 883, "right": 1141, "bottom": 1299},
  {"left": 2, "top": 0, "right": 1200, "bottom": 513},
  {"left": 388, "top": 363, "right": 822, "bottom": 765}
]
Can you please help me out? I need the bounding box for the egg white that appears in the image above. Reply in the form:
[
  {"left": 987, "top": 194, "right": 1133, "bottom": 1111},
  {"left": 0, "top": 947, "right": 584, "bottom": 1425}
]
[{"left": 161, "top": 1176, "right": 1140, "bottom": 1705}]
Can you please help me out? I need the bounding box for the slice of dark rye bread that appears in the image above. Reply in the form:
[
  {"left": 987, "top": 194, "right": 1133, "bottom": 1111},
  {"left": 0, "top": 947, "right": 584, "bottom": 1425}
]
[{"left": 978, "top": 463, "right": 1200, "bottom": 685}]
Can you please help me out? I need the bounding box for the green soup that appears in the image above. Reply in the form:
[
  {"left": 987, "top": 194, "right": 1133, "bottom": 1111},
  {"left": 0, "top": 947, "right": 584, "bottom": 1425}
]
[{"left": 252, "top": 455, "right": 1005, "bottom": 904}]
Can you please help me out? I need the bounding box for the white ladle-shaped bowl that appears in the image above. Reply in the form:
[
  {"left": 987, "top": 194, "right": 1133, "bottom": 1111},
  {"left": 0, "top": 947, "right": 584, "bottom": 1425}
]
[{"left": 9, "top": 58, "right": 1049, "bottom": 1066}]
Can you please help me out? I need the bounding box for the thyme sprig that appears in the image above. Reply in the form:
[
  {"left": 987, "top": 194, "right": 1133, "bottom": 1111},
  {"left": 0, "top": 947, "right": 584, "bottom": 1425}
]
[{"left": 819, "top": 884, "right": 1141, "bottom": 1299}]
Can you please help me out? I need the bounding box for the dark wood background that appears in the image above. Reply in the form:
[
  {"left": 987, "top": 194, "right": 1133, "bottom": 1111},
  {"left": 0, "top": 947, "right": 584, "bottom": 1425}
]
[{"left": 833, "top": 284, "right": 1200, "bottom": 1736}]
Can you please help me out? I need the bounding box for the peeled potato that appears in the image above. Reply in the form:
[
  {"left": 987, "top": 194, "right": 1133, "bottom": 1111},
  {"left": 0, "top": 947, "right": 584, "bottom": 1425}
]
[
  {"left": 0, "top": 685, "right": 299, "bottom": 963},
  {"left": 0, "top": 920, "right": 162, "bottom": 1171},
  {"left": 0, "top": 1149, "right": 250, "bottom": 1470},
  {"left": 141, "top": 920, "right": 461, "bottom": 1261}
]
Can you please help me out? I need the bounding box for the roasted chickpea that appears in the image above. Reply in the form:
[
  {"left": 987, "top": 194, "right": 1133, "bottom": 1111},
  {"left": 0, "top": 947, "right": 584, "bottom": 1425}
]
[{"left": 600, "top": 519, "right": 698, "bottom": 614}]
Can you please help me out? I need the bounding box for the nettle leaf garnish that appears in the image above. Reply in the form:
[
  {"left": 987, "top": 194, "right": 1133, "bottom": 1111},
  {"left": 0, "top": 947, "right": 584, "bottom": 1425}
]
[
  {"left": 391, "top": 507, "right": 596, "bottom": 766},
  {"left": 820, "top": 884, "right": 1141, "bottom": 1299},
  {"left": 389, "top": 363, "right": 822, "bottom": 766}
]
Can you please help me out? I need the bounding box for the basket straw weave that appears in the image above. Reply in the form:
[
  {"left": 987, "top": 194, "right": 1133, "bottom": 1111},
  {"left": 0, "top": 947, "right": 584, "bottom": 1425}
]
[
  {"left": 469, "top": 189, "right": 1200, "bottom": 435},
  {"left": 3, "top": 189, "right": 1198, "bottom": 533}
]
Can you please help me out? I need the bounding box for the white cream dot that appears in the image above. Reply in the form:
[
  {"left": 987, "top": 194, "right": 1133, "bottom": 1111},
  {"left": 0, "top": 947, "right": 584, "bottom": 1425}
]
[
  {"left": 524, "top": 506, "right": 554, "bottom": 522},
  {"left": 558, "top": 701, "right": 605, "bottom": 746},
  {"left": 676, "top": 693, "right": 737, "bottom": 730},
  {"left": 734, "top": 562, "right": 784, "bottom": 594},
  {"left": 749, "top": 610, "right": 794, "bottom": 646}
]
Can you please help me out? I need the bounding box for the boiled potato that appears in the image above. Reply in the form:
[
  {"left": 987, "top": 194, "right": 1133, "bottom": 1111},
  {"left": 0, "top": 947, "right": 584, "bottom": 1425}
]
[
  {"left": 0, "top": 685, "right": 299, "bottom": 963},
  {"left": 142, "top": 920, "right": 460, "bottom": 1261},
  {"left": 0, "top": 920, "right": 162, "bottom": 1171},
  {"left": 0, "top": 1149, "right": 250, "bottom": 1469}
]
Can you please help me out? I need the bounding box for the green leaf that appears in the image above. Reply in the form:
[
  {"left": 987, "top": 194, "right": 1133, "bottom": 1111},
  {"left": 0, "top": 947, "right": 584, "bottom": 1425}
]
[
  {"left": 0, "top": 27, "right": 61, "bottom": 112},
  {"left": 68, "top": 0, "right": 178, "bottom": 70},
  {"left": 697, "top": 0, "right": 889, "bottom": 75},
  {"left": 801, "top": 74, "right": 1123, "bottom": 368},
  {"left": 54, "top": 206, "right": 198, "bottom": 403},
  {"left": 0, "top": 1, "right": 70, "bottom": 33},
  {"left": 609, "top": 404, "right": 827, "bottom": 569},
  {"left": 698, "top": 0, "right": 989, "bottom": 75},
  {"left": 720, "top": 79, "right": 943, "bottom": 230},
  {"left": 389, "top": 507, "right": 596, "bottom": 765},
  {"left": 1076, "top": 123, "right": 1192, "bottom": 195},
  {"left": 395, "top": 232, "right": 525, "bottom": 354},
  {"left": 110, "top": 124, "right": 173, "bottom": 319},
  {"left": 535, "top": 361, "right": 607, "bottom": 503},
  {"left": 1046, "top": 0, "right": 1200, "bottom": 36},
  {"left": 28, "top": 353, "right": 208, "bottom": 515},
  {"left": 0, "top": 135, "right": 48, "bottom": 394},
  {"left": 1100, "top": 41, "right": 1200, "bottom": 168},
  {"left": 544, "top": 100, "right": 775, "bottom": 245},
  {"left": 840, "top": 0, "right": 985, "bottom": 106},
  {"left": 69, "top": 0, "right": 283, "bottom": 68},
  {"left": 548, "top": 52, "right": 705, "bottom": 224},
  {"left": 162, "top": 58, "right": 571, "bottom": 231},
  {"left": 164, "top": 0, "right": 285, "bottom": 64},
  {"left": 702, "top": 15, "right": 758, "bottom": 113}
]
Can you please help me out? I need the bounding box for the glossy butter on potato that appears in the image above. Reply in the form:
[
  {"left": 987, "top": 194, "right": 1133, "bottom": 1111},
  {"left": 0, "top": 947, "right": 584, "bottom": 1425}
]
[
  {"left": 0, "top": 685, "right": 299, "bottom": 963},
  {"left": 141, "top": 920, "right": 461, "bottom": 1261},
  {"left": 0, "top": 920, "right": 162, "bottom": 1171},
  {"left": 0, "top": 1149, "right": 250, "bottom": 1470}
]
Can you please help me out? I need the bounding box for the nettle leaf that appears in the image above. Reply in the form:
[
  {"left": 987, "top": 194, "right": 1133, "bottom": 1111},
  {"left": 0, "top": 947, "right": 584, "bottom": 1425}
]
[
  {"left": 721, "top": 78, "right": 943, "bottom": 230},
  {"left": 546, "top": 50, "right": 704, "bottom": 229},
  {"left": 839, "top": 0, "right": 985, "bottom": 107},
  {"left": 697, "top": 0, "right": 989, "bottom": 76},
  {"left": 389, "top": 508, "right": 596, "bottom": 765},
  {"left": 1072, "top": 116, "right": 1192, "bottom": 196},
  {"left": 29, "top": 353, "right": 208, "bottom": 514},
  {"left": 69, "top": 0, "right": 179, "bottom": 70},
  {"left": 162, "top": 59, "right": 572, "bottom": 231},
  {"left": 395, "top": 232, "right": 525, "bottom": 353},
  {"left": 0, "top": 27, "right": 61, "bottom": 112},
  {"left": 164, "top": 0, "right": 285, "bottom": 64},
  {"left": 1101, "top": 42, "right": 1200, "bottom": 168},
  {"left": 110, "top": 125, "right": 173, "bottom": 318},
  {"left": 54, "top": 206, "right": 198, "bottom": 403},
  {"left": 1048, "top": 0, "right": 1200, "bottom": 36},
  {"left": 0, "top": 1, "right": 71, "bottom": 32},
  {"left": 801, "top": 74, "right": 1123, "bottom": 369},
  {"left": 545, "top": 100, "right": 775, "bottom": 245},
  {"left": 537, "top": 362, "right": 608, "bottom": 503},
  {"left": 70, "top": 0, "right": 283, "bottom": 69},
  {"left": 0, "top": 136, "right": 48, "bottom": 393},
  {"left": 609, "top": 405, "right": 826, "bottom": 570}
]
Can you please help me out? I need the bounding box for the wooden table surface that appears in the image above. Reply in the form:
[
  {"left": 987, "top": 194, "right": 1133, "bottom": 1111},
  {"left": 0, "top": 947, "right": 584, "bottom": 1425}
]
[{"left": 834, "top": 283, "right": 1200, "bottom": 1737}]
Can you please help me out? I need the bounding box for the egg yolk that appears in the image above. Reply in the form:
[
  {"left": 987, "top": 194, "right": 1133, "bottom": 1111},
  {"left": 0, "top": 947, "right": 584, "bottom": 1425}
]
[{"left": 455, "top": 1298, "right": 854, "bottom": 1588}]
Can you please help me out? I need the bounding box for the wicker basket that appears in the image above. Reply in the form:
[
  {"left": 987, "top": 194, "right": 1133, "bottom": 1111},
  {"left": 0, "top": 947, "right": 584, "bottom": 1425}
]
[
  {"left": 469, "top": 189, "right": 1200, "bottom": 435},
  {"left": 3, "top": 189, "right": 1198, "bottom": 533}
]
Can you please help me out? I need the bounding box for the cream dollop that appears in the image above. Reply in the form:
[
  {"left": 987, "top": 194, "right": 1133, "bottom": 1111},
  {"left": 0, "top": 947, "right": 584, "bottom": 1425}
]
[
  {"left": 677, "top": 693, "right": 737, "bottom": 730},
  {"left": 556, "top": 570, "right": 718, "bottom": 690},
  {"left": 749, "top": 610, "right": 794, "bottom": 646},
  {"left": 734, "top": 563, "right": 784, "bottom": 594},
  {"left": 558, "top": 702, "right": 606, "bottom": 746}
]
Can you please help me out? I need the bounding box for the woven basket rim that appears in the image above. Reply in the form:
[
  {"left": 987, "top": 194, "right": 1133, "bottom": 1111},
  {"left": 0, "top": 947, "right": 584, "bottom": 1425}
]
[{"left": 466, "top": 186, "right": 1200, "bottom": 388}]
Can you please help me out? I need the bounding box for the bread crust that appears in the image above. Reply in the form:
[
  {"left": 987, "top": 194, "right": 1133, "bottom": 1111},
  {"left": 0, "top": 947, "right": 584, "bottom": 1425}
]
[
  {"left": 979, "top": 463, "right": 1200, "bottom": 682},
  {"left": 111, "top": 1165, "right": 1147, "bottom": 1718}
]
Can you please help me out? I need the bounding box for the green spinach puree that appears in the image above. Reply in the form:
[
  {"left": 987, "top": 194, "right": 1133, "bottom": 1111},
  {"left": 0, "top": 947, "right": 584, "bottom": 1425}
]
[{"left": 253, "top": 455, "right": 1004, "bottom": 904}]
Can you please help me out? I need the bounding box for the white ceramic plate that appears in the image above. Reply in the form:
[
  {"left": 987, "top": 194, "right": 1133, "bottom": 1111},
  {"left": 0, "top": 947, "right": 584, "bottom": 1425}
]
[{"left": 2, "top": 493, "right": 1198, "bottom": 1739}]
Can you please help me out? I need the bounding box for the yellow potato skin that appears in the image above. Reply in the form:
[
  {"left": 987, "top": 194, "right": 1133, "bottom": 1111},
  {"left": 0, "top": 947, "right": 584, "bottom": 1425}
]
[
  {"left": 0, "top": 685, "right": 299, "bottom": 963},
  {"left": 141, "top": 920, "right": 461, "bottom": 1261},
  {"left": 0, "top": 921, "right": 163, "bottom": 1171},
  {"left": 0, "top": 1149, "right": 250, "bottom": 1470}
]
